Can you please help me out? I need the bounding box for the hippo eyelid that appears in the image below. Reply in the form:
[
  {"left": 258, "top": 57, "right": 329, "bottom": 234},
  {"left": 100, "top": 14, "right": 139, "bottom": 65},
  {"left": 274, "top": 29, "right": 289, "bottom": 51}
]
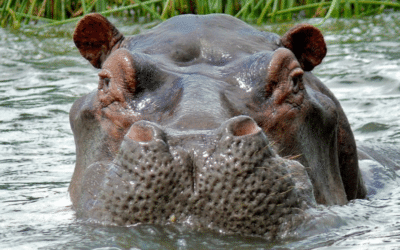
[
  {"left": 98, "top": 69, "right": 112, "bottom": 80},
  {"left": 290, "top": 67, "right": 304, "bottom": 78}
]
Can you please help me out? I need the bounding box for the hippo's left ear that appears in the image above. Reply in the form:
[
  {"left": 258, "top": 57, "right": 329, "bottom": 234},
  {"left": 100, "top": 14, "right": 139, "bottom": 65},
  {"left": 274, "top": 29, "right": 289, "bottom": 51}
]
[
  {"left": 281, "top": 24, "right": 327, "bottom": 71},
  {"left": 73, "top": 13, "right": 124, "bottom": 69}
]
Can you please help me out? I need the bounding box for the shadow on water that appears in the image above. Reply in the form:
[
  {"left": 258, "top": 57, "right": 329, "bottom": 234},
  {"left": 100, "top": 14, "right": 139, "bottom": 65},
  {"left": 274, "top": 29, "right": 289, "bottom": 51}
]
[{"left": 0, "top": 14, "right": 400, "bottom": 249}]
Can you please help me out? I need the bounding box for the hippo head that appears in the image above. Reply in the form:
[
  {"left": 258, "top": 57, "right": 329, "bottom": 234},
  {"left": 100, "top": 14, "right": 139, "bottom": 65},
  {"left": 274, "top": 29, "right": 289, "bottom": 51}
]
[{"left": 69, "top": 14, "right": 366, "bottom": 237}]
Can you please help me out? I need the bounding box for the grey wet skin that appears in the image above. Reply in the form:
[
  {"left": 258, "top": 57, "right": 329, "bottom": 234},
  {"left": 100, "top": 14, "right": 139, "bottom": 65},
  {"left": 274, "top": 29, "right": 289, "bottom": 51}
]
[{"left": 70, "top": 13, "right": 366, "bottom": 236}]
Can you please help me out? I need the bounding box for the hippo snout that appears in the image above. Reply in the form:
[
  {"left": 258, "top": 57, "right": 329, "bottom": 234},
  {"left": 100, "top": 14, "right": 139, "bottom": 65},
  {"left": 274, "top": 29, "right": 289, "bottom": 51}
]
[{"left": 91, "top": 116, "right": 312, "bottom": 235}]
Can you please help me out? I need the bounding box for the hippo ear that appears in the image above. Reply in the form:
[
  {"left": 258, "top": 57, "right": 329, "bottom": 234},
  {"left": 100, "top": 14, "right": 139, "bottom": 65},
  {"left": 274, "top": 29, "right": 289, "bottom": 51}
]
[
  {"left": 73, "top": 13, "right": 124, "bottom": 69},
  {"left": 281, "top": 24, "right": 327, "bottom": 71}
]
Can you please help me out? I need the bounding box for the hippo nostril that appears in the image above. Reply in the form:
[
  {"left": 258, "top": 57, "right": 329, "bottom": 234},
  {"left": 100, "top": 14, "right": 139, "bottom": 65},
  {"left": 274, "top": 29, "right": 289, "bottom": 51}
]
[
  {"left": 219, "top": 116, "right": 275, "bottom": 158},
  {"left": 230, "top": 116, "right": 261, "bottom": 137},
  {"left": 127, "top": 123, "right": 154, "bottom": 142}
]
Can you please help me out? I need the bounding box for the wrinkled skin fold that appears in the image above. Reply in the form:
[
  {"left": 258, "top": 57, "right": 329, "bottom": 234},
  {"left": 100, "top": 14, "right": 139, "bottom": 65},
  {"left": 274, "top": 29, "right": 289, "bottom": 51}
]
[{"left": 69, "top": 13, "right": 366, "bottom": 237}]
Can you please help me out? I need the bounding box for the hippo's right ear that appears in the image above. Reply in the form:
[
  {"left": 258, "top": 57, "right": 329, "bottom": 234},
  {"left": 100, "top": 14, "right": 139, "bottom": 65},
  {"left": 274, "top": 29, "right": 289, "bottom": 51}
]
[
  {"left": 73, "top": 13, "right": 124, "bottom": 69},
  {"left": 281, "top": 24, "right": 327, "bottom": 71}
]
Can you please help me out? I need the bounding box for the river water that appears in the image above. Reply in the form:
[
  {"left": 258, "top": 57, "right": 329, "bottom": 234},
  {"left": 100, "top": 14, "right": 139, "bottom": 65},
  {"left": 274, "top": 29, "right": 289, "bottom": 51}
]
[{"left": 0, "top": 13, "right": 399, "bottom": 250}]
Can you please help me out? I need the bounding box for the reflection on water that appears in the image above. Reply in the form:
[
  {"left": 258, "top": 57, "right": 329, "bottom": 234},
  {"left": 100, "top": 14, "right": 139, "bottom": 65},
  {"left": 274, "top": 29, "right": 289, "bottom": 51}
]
[
  {"left": 0, "top": 14, "right": 399, "bottom": 249},
  {"left": 315, "top": 15, "right": 400, "bottom": 145}
]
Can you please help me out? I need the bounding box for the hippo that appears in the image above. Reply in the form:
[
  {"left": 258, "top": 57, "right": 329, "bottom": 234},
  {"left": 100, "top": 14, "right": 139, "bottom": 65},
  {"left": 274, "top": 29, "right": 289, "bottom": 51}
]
[{"left": 69, "top": 13, "right": 367, "bottom": 237}]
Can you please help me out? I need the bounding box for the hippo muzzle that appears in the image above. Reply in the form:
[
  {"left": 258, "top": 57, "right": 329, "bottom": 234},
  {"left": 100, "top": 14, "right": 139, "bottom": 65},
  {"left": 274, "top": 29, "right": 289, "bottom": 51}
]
[
  {"left": 69, "top": 13, "right": 366, "bottom": 237},
  {"left": 77, "top": 116, "right": 314, "bottom": 236}
]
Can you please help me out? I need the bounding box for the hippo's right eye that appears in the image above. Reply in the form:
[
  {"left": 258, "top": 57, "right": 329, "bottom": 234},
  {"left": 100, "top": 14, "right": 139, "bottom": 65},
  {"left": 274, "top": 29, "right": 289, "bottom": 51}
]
[
  {"left": 98, "top": 70, "right": 112, "bottom": 91},
  {"left": 103, "top": 78, "right": 110, "bottom": 88}
]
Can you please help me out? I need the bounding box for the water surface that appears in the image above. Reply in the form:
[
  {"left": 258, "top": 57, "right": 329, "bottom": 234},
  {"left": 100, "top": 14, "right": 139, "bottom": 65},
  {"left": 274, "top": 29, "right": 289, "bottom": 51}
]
[{"left": 0, "top": 14, "right": 399, "bottom": 249}]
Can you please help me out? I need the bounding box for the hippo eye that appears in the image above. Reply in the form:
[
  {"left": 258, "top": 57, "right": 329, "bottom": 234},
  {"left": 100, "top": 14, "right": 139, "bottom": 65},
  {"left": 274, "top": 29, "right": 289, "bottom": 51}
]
[
  {"left": 103, "top": 78, "right": 110, "bottom": 87},
  {"left": 292, "top": 76, "right": 300, "bottom": 93},
  {"left": 98, "top": 70, "right": 112, "bottom": 91},
  {"left": 290, "top": 68, "right": 304, "bottom": 94}
]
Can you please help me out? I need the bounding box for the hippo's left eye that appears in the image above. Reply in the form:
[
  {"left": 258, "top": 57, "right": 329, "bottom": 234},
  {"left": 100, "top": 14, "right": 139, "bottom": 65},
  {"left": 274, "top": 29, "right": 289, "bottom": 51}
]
[
  {"left": 290, "top": 68, "right": 304, "bottom": 94},
  {"left": 292, "top": 76, "right": 300, "bottom": 93}
]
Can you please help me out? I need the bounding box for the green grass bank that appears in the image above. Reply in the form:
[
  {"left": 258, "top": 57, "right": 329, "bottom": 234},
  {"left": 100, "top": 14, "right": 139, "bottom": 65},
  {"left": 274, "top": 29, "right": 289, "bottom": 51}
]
[{"left": 1, "top": 0, "right": 400, "bottom": 28}]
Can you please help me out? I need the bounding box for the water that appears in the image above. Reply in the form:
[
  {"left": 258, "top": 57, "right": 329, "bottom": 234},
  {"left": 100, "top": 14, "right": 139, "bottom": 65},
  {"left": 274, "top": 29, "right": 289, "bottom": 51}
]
[{"left": 0, "top": 13, "right": 399, "bottom": 249}]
